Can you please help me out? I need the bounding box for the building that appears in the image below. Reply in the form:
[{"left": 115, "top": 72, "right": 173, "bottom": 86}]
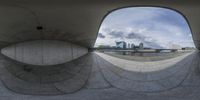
[
  {"left": 115, "top": 42, "right": 144, "bottom": 50},
  {"left": 116, "top": 41, "right": 127, "bottom": 49},
  {"left": 131, "top": 43, "right": 135, "bottom": 49},
  {"left": 139, "top": 43, "right": 144, "bottom": 49},
  {"left": 128, "top": 43, "right": 130, "bottom": 48}
]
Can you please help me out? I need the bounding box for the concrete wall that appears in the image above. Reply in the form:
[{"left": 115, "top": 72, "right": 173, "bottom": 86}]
[{"left": 1, "top": 40, "right": 88, "bottom": 65}]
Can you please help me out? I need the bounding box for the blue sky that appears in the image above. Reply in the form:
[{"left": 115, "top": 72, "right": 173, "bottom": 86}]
[{"left": 94, "top": 7, "right": 195, "bottom": 49}]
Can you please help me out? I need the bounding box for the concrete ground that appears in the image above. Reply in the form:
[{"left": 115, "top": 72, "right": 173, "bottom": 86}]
[
  {"left": 104, "top": 51, "right": 192, "bottom": 61},
  {"left": 0, "top": 51, "right": 200, "bottom": 100}
]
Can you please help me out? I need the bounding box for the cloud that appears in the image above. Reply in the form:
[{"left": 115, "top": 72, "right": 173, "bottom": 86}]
[
  {"left": 98, "top": 33, "right": 106, "bottom": 38},
  {"left": 126, "top": 32, "right": 144, "bottom": 40},
  {"left": 144, "top": 41, "right": 164, "bottom": 49},
  {"left": 125, "top": 32, "right": 163, "bottom": 48},
  {"left": 108, "top": 31, "right": 124, "bottom": 39},
  {"left": 94, "top": 7, "right": 195, "bottom": 48}
]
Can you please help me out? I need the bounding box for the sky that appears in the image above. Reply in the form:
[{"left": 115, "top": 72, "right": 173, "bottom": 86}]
[{"left": 94, "top": 7, "right": 195, "bottom": 49}]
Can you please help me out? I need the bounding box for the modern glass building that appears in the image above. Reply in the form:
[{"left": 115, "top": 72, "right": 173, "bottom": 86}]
[{"left": 116, "top": 41, "right": 126, "bottom": 49}]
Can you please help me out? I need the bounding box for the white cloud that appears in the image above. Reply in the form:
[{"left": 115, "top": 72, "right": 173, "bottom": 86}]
[{"left": 94, "top": 7, "right": 195, "bottom": 48}]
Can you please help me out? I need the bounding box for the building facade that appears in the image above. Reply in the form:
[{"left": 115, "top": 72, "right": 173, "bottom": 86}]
[{"left": 116, "top": 41, "right": 127, "bottom": 49}]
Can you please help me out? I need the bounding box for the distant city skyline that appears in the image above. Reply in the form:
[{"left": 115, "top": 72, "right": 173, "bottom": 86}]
[{"left": 94, "top": 7, "right": 195, "bottom": 49}]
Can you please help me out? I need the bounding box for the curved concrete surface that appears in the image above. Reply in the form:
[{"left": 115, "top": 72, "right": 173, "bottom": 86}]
[
  {"left": 1, "top": 40, "right": 88, "bottom": 65},
  {"left": 0, "top": 52, "right": 199, "bottom": 99},
  {"left": 95, "top": 52, "right": 193, "bottom": 72},
  {"left": 94, "top": 52, "right": 195, "bottom": 92},
  {"left": 0, "top": 53, "right": 93, "bottom": 95},
  {"left": 0, "top": 1, "right": 199, "bottom": 99},
  {"left": 105, "top": 52, "right": 191, "bottom": 62},
  {"left": 0, "top": 1, "right": 199, "bottom": 48}
]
